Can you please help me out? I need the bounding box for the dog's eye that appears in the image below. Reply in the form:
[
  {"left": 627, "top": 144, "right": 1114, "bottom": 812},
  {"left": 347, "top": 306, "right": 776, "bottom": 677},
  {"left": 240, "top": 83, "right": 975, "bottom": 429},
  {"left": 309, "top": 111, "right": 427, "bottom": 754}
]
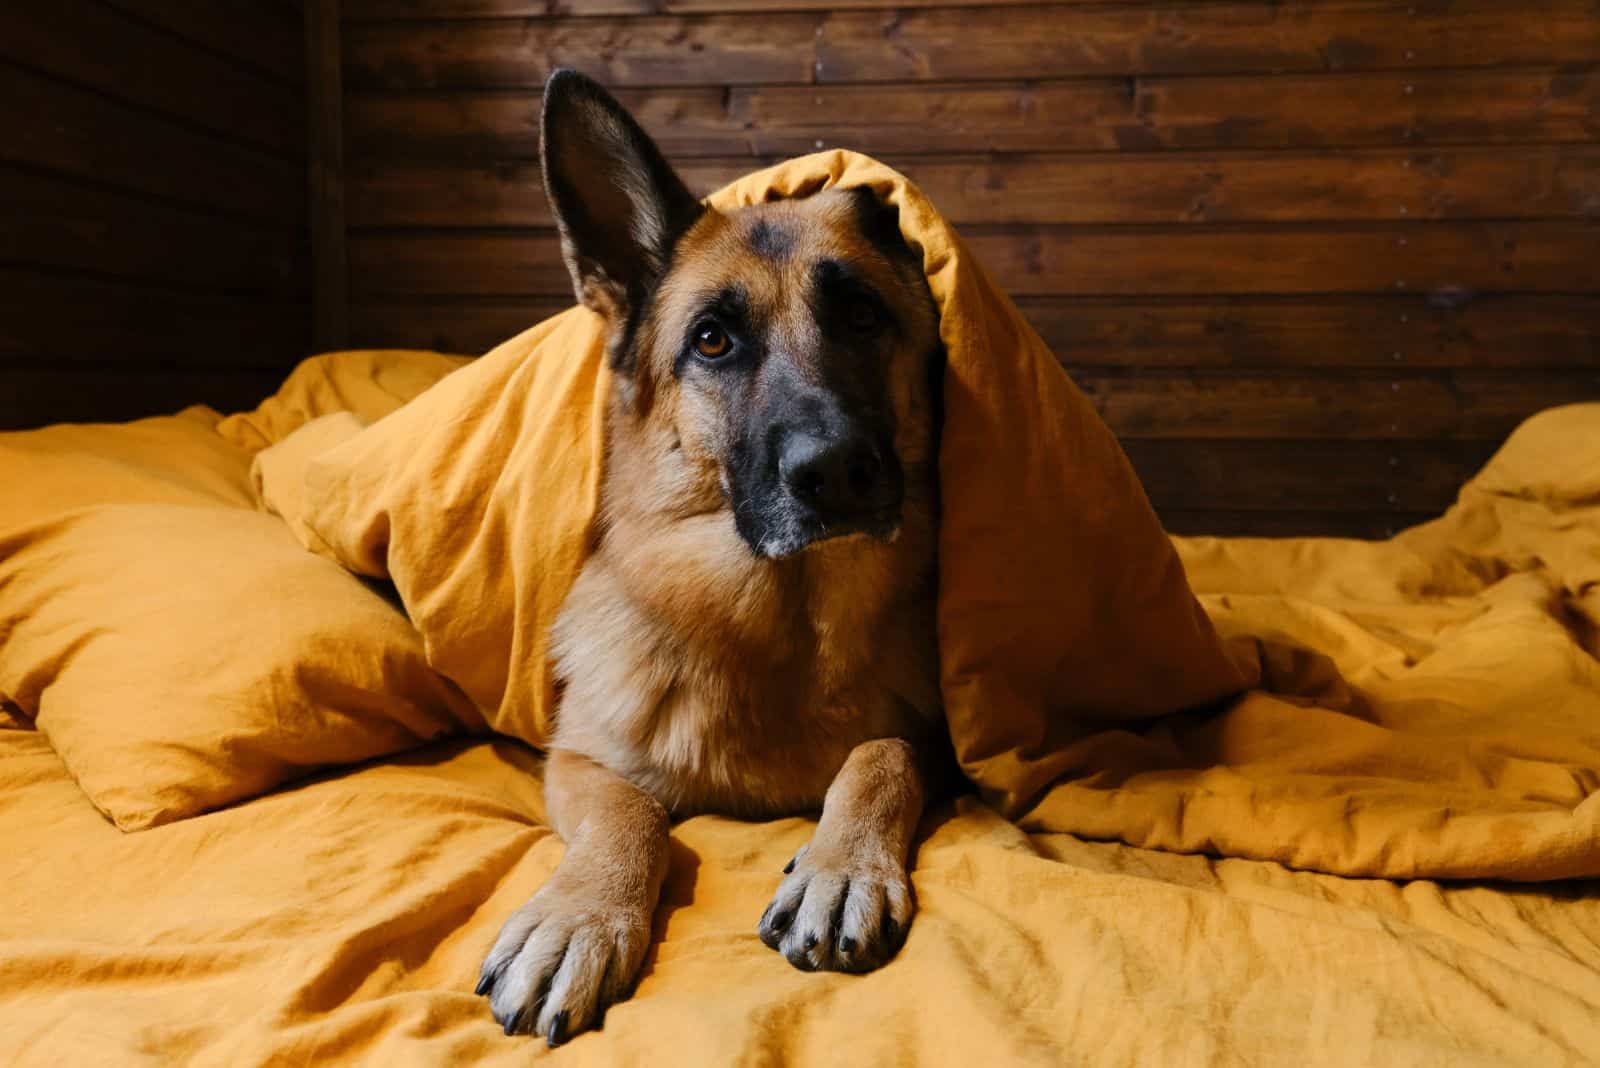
[
  {"left": 847, "top": 298, "right": 880, "bottom": 333},
  {"left": 693, "top": 323, "right": 731, "bottom": 359}
]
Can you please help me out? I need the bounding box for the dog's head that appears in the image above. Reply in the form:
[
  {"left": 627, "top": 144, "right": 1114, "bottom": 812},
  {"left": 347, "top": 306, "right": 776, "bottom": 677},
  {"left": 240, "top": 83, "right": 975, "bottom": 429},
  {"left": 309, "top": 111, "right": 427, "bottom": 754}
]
[{"left": 541, "top": 70, "right": 941, "bottom": 560}]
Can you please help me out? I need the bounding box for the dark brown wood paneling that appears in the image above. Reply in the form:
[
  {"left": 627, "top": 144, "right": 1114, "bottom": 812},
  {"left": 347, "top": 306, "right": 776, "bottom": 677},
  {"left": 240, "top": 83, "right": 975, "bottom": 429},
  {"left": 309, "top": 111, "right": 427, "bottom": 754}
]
[
  {"left": 1122, "top": 439, "right": 1499, "bottom": 513},
  {"left": 0, "top": 366, "right": 290, "bottom": 428},
  {"left": 1159, "top": 510, "right": 1435, "bottom": 539},
  {"left": 730, "top": 70, "right": 1600, "bottom": 156},
  {"left": 96, "top": 0, "right": 303, "bottom": 84},
  {"left": 0, "top": 63, "right": 302, "bottom": 225},
  {"left": 347, "top": 297, "right": 574, "bottom": 352},
  {"left": 2, "top": 166, "right": 302, "bottom": 295},
  {"left": 1, "top": 3, "right": 310, "bottom": 431},
  {"left": 1078, "top": 371, "right": 1598, "bottom": 441},
  {"left": 344, "top": 3, "right": 1600, "bottom": 89},
  {"left": 308, "top": 0, "right": 350, "bottom": 349},
  {"left": 346, "top": 221, "right": 1600, "bottom": 297},
  {"left": 347, "top": 147, "right": 1600, "bottom": 228},
  {"left": 1031, "top": 296, "right": 1600, "bottom": 370},
  {"left": 335, "top": 0, "right": 1600, "bottom": 537},
  {"left": 344, "top": 1, "right": 1206, "bottom": 17},
  {"left": 0, "top": 269, "right": 306, "bottom": 367},
  {"left": 345, "top": 68, "right": 1600, "bottom": 160},
  {"left": 0, "top": 0, "right": 300, "bottom": 156},
  {"left": 963, "top": 221, "right": 1600, "bottom": 296}
]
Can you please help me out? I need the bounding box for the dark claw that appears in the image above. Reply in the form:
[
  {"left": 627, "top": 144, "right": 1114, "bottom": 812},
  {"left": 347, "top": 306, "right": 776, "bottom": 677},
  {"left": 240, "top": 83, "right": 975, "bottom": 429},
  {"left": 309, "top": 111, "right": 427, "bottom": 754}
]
[
  {"left": 786, "top": 947, "right": 819, "bottom": 972},
  {"left": 803, "top": 932, "right": 819, "bottom": 951},
  {"left": 771, "top": 909, "right": 792, "bottom": 932},
  {"left": 503, "top": 1008, "right": 524, "bottom": 1037},
  {"left": 783, "top": 856, "right": 796, "bottom": 875},
  {"left": 881, "top": 914, "right": 903, "bottom": 951},
  {"left": 840, "top": 936, "right": 857, "bottom": 955},
  {"left": 475, "top": 970, "right": 495, "bottom": 997},
  {"left": 547, "top": 1010, "right": 570, "bottom": 1048}
]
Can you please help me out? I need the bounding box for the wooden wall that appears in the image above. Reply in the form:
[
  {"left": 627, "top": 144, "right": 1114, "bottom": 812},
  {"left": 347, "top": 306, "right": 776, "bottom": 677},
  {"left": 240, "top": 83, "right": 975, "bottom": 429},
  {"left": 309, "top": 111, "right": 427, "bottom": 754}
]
[
  {"left": 336, "top": 0, "right": 1600, "bottom": 538},
  {"left": 5, "top": 3, "right": 1596, "bottom": 538},
  {"left": 0, "top": 1, "right": 311, "bottom": 428}
]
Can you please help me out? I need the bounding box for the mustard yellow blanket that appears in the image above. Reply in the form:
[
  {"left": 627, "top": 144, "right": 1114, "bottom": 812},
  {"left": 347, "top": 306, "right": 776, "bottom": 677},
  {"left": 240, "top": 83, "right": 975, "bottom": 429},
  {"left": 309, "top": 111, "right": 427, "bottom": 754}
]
[{"left": 3, "top": 149, "right": 1599, "bottom": 1063}]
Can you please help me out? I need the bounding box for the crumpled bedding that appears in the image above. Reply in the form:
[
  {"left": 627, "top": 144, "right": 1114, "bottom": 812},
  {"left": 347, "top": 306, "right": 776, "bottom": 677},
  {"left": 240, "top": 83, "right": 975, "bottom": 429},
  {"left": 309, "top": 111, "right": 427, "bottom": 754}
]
[
  {"left": 3, "top": 728, "right": 1598, "bottom": 1065},
  {"left": 3, "top": 146, "right": 1599, "bottom": 1061},
  {"left": 2, "top": 396, "right": 1599, "bottom": 1065}
]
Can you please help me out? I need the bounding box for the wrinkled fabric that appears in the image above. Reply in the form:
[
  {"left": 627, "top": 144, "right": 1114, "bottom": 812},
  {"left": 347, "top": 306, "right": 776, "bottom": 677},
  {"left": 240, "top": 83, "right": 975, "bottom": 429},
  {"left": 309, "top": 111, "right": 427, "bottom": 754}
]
[
  {"left": 258, "top": 150, "right": 1252, "bottom": 796},
  {"left": 1027, "top": 403, "right": 1600, "bottom": 881},
  {"left": 2, "top": 730, "right": 1596, "bottom": 1066},
  {"left": 0, "top": 410, "right": 479, "bottom": 830}
]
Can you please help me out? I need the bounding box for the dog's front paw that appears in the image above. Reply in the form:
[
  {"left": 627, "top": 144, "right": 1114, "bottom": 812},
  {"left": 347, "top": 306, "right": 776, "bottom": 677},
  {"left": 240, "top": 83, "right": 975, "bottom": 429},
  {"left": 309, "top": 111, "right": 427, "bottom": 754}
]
[
  {"left": 476, "top": 879, "right": 652, "bottom": 1046},
  {"left": 757, "top": 842, "right": 913, "bottom": 974}
]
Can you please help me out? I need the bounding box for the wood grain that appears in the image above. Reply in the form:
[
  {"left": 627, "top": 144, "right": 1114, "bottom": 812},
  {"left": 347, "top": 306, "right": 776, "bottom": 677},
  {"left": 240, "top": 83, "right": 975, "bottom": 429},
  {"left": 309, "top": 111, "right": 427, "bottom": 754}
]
[
  {"left": 0, "top": 269, "right": 308, "bottom": 366},
  {"left": 1122, "top": 438, "right": 1498, "bottom": 513},
  {"left": 345, "top": 68, "right": 1600, "bottom": 160},
  {"left": 0, "top": 1, "right": 300, "bottom": 157},
  {"left": 1158, "top": 509, "right": 1435, "bottom": 539},
  {"left": 1076, "top": 370, "right": 1598, "bottom": 441},
  {"left": 344, "top": 3, "right": 1600, "bottom": 89},
  {"left": 308, "top": 0, "right": 351, "bottom": 350},
  {"left": 1, "top": 63, "right": 303, "bottom": 225},
  {"left": 346, "top": 221, "right": 1600, "bottom": 297},
  {"left": 97, "top": 0, "right": 303, "bottom": 84},
  {"left": 1, "top": 166, "right": 303, "bottom": 295},
  {"left": 346, "top": 147, "right": 1600, "bottom": 228}
]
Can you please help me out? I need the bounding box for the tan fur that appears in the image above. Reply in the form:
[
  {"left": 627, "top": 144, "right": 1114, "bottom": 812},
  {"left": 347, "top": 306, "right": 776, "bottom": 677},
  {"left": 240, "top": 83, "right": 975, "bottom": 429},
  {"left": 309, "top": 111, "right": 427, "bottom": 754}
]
[
  {"left": 550, "top": 197, "right": 940, "bottom": 817},
  {"left": 478, "top": 75, "right": 943, "bottom": 1045}
]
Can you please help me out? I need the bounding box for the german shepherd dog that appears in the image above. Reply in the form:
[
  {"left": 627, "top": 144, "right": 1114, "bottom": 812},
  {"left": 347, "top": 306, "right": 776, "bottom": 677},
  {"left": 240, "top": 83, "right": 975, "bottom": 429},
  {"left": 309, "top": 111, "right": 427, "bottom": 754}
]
[{"left": 475, "top": 70, "right": 950, "bottom": 1046}]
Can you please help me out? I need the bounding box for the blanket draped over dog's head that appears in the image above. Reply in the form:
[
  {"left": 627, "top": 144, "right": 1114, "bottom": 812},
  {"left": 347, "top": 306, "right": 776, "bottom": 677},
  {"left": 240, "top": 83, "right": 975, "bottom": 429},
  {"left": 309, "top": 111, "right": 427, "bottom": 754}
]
[{"left": 252, "top": 150, "right": 1256, "bottom": 819}]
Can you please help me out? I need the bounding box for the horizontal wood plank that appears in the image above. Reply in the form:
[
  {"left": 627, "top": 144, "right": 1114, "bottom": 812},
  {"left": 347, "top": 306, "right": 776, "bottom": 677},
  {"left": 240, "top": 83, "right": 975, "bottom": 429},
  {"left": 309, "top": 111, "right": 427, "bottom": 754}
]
[
  {"left": 344, "top": 2, "right": 1600, "bottom": 89},
  {"left": 1, "top": 167, "right": 305, "bottom": 296},
  {"left": 346, "top": 220, "right": 1600, "bottom": 298},
  {"left": 0, "top": 366, "right": 289, "bottom": 431},
  {"left": 347, "top": 297, "right": 575, "bottom": 351},
  {"left": 344, "top": 0, "right": 1175, "bottom": 17},
  {"left": 732, "top": 70, "right": 1600, "bottom": 156},
  {"left": 345, "top": 69, "right": 1600, "bottom": 159},
  {"left": 1075, "top": 370, "right": 1598, "bottom": 440},
  {"left": 0, "top": 2, "right": 300, "bottom": 157},
  {"left": 1159, "top": 509, "right": 1435, "bottom": 539},
  {"left": 1122, "top": 438, "right": 1497, "bottom": 513},
  {"left": 97, "top": 0, "right": 303, "bottom": 84},
  {"left": 1, "top": 64, "right": 303, "bottom": 226},
  {"left": 1031, "top": 296, "right": 1600, "bottom": 370},
  {"left": 346, "top": 146, "right": 1600, "bottom": 228},
  {"left": 0, "top": 269, "right": 309, "bottom": 366},
  {"left": 962, "top": 221, "right": 1600, "bottom": 296},
  {"left": 343, "top": 294, "right": 1600, "bottom": 370}
]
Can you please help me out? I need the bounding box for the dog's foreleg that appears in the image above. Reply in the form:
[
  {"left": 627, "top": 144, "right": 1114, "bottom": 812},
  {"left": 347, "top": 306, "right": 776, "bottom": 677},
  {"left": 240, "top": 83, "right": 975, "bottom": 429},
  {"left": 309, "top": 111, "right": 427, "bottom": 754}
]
[
  {"left": 757, "top": 737, "right": 925, "bottom": 973},
  {"left": 477, "top": 748, "right": 670, "bottom": 1046}
]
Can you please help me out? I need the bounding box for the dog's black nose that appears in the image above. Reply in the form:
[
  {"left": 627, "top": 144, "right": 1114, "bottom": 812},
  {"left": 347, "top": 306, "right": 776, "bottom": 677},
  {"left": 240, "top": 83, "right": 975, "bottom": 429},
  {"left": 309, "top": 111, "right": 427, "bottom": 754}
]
[{"left": 779, "top": 431, "right": 884, "bottom": 520}]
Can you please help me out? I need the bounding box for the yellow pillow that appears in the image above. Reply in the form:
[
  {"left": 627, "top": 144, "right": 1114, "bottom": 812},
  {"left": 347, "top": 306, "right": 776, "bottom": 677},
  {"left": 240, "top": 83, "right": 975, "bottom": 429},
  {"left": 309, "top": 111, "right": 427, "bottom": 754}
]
[{"left": 0, "top": 413, "right": 480, "bottom": 830}]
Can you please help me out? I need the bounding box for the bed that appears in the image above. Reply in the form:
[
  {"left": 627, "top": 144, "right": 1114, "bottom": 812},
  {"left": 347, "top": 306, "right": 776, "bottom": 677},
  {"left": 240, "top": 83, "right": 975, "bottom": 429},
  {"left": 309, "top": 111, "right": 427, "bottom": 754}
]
[
  {"left": 3, "top": 329, "right": 1599, "bottom": 1064},
  {"left": 3, "top": 151, "right": 1600, "bottom": 1068}
]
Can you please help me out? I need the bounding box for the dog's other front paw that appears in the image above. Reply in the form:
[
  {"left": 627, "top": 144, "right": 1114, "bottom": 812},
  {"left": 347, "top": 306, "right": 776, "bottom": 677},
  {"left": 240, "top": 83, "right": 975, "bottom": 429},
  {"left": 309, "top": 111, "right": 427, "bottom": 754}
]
[
  {"left": 757, "top": 842, "right": 913, "bottom": 974},
  {"left": 476, "top": 881, "right": 652, "bottom": 1047}
]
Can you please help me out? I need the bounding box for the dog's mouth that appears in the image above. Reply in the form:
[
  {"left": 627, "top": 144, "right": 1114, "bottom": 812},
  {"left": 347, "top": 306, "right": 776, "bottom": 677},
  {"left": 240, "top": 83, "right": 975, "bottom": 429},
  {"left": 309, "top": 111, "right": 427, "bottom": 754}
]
[
  {"left": 760, "top": 511, "right": 902, "bottom": 560},
  {"left": 727, "top": 485, "right": 903, "bottom": 560}
]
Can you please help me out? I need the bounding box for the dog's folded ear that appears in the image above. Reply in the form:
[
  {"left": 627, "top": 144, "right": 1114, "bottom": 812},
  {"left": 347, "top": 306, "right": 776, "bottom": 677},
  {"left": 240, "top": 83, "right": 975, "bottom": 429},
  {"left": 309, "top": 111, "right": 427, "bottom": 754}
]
[{"left": 540, "top": 69, "right": 704, "bottom": 341}]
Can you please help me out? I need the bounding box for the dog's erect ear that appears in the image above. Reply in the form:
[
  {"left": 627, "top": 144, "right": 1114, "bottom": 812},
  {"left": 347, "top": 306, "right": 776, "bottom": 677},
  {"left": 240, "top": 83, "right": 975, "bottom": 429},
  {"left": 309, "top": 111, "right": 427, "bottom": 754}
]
[{"left": 540, "top": 70, "right": 703, "bottom": 336}]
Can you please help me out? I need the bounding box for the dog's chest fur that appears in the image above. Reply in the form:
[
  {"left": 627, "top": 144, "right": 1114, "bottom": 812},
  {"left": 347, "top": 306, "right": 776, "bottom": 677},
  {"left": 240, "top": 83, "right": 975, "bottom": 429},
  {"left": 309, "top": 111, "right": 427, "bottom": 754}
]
[{"left": 548, "top": 409, "right": 939, "bottom": 817}]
